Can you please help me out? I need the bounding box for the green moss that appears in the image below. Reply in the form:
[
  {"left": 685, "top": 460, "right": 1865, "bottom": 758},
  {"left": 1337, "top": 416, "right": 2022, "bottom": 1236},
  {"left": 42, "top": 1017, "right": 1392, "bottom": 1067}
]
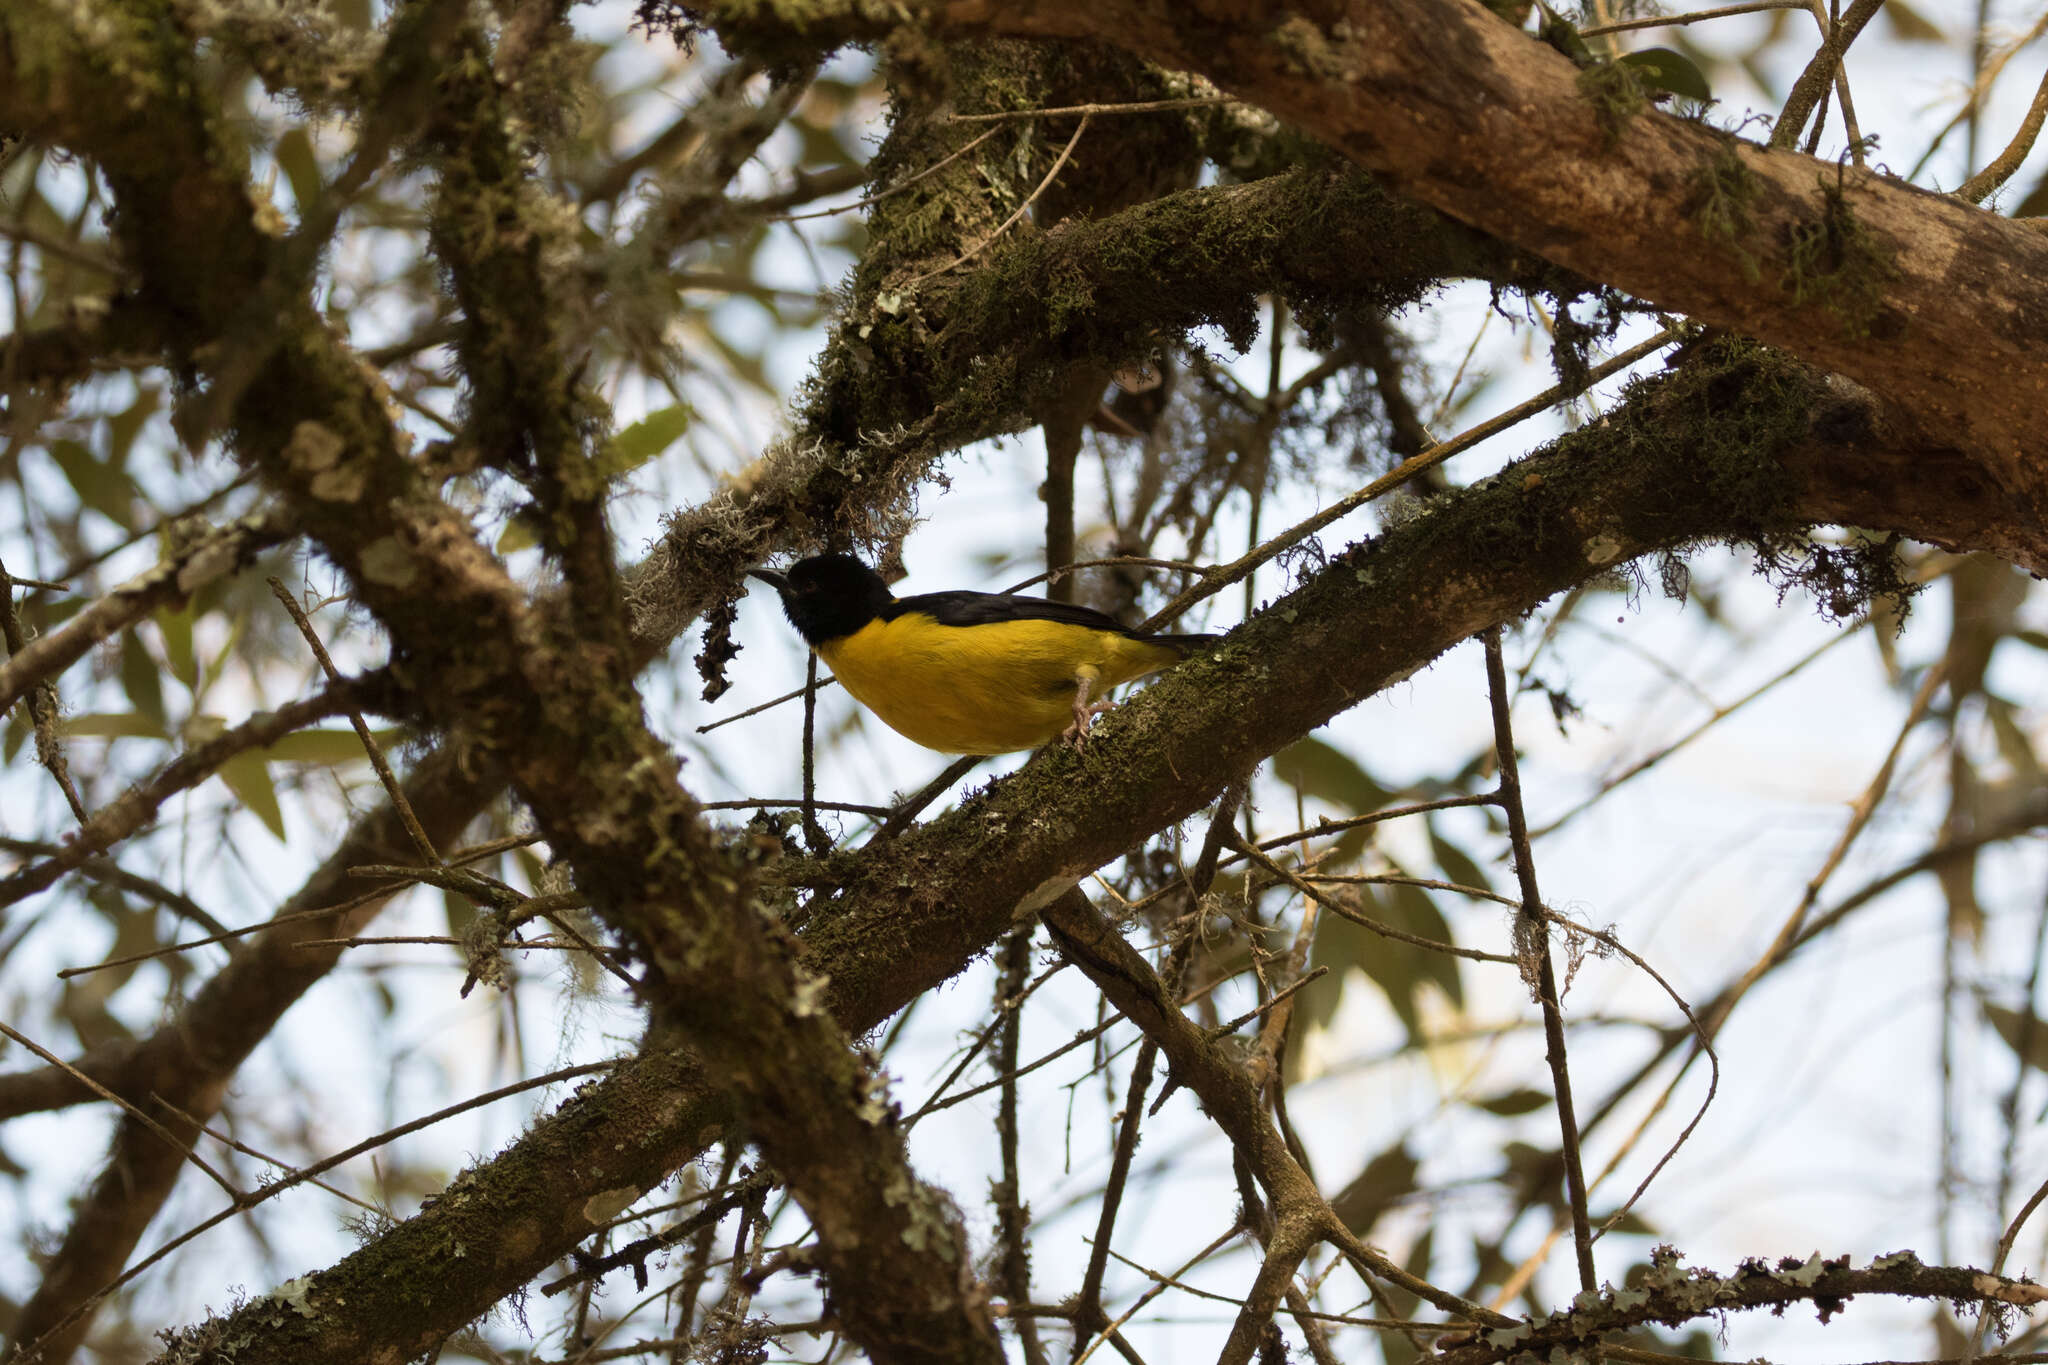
[
  {"left": 1576, "top": 61, "right": 1648, "bottom": 147},
  {"left": 1782, "top": 174, "right": 1897, "bottom": 338},
  {"left": 1692, "top": 141, "right": 1763, "bottom": 283}
]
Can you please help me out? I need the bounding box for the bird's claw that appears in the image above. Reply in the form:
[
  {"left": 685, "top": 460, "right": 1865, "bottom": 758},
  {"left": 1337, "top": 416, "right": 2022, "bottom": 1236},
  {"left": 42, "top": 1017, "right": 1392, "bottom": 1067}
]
[{"left": 1062, "top": 699, "right": 1116, "bottom": 751}]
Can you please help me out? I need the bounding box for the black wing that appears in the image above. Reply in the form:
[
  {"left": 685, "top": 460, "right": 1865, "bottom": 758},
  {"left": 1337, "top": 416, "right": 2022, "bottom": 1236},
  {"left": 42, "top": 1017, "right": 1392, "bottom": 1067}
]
[{"left": 892, "top": 589, "right": 1147, "bottom": 640}]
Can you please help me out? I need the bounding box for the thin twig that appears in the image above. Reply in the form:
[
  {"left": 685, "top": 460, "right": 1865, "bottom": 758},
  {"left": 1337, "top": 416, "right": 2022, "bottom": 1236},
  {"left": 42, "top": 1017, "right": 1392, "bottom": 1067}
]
[
  {"left": 0, "top": 217, "right": 129, "bottom": 277},
  {"left": 1227, "top": 837, "right": 1517, "bottom": 966},
  {"left": 0, "top": 1021, "right": 239, "bottom": 1197},
  {"left": 1071, "top": 1229, "right": 1243, "bottom": 1365},
  {"left": 801, "top": 652, "right": 828, "bottom": 852},
  {"left": 1801, "top": 0, "right": 1868, "bottom": 166},
  {"left": 1538, "top": 910, "right": 1720, "bottom": 1242},
  {"left": 1207, "top": 968, "right": 1330, "bottom": 1040},
  {"left": 768, "top": 125, "right": 1003, "bottom": 222},
  {"left": 992, "top": 927, "right": 1050, "bottom": 1365},
  {"left": 0, "top": 839, "right": 230, "bottom": 939},
  {"left": 902, "top": 115, "right": 1091, "bottom": 287},
  {"left": 53, "top": 834, "right": 539, "bottom": 979},
  {"left": 1580, "top": 0, "right": 1808, "bottom": 37},
  {"left": 1068, "top": 1032, "right": 1159, "bottom": 1359},
  {"left": 270, "top": 577, "right": 438, "bottom": 864},
  {"left": 697, "top": 678, "right": 836, "bottom": 733},
  {"left": 1101, "top": 1246, "right": 1468, "bottom": 1332},
  {"left": 942, "top": 96, "right": 1235, "bottom": 124},
  {"left": 150, "top": 1095, "right": 381, "bottom": 1214},
  {"left": 1966, "top": 1168, "right": 2048, "bottom": 1364},
  {"left": 1908, "top": 10, "right": 2048, "bottom": 184},
  {"left": 1, "top": 680, "right": 369, "bottom": 911},
  {"left": 874, "top": 755, "right": 982, "bottom": 840},
  {"left": 1137, "top": 330, "right": 1678, "bottom": 633},
  {"left": 1, "top": 554, "right": 90, "bottom": 824},
  {"left": 1483, "top": 628, "right": 1595, "bottom": 1292},
  {"left": 699, "top": 797, "right": 890, "bottom": 816},
  {"left": 1770, "top": 0, "right": 1884, "bottom": 153},
  {"left": 0, "top": 509, "right": 290, "bottom": 718}
]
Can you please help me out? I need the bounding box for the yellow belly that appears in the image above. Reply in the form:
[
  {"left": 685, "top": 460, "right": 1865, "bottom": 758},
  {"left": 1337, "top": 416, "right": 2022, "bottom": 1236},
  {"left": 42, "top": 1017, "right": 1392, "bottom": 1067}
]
[{"left": 817, "top": 613, "right": 1183, "bottom": 754}]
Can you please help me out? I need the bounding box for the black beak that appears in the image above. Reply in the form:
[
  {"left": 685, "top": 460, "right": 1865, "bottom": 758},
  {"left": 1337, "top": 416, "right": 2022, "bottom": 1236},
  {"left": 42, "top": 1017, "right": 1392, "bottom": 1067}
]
[{"left": 746, "top": 567, "right": 788, "bottom": 591}]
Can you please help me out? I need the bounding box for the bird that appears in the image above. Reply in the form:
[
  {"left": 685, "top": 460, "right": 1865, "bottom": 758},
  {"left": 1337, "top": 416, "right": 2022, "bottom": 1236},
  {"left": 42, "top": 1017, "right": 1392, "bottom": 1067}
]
[{"left": 747, "top": 553, "right": 1219, "bottom": 756}]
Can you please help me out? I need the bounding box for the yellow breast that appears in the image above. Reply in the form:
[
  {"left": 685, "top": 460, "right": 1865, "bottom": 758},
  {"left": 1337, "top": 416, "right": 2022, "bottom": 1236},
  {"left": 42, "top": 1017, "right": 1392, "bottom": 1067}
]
[{"left": 817, "top": 612, "right": 1182, "bottom": 754}]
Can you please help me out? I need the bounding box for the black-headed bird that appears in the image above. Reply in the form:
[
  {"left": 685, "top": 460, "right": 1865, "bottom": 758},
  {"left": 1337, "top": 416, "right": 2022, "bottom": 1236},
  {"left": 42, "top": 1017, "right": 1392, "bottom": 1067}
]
[{"left": 748, "top": 554, "right": 1219, "bottom": 755}]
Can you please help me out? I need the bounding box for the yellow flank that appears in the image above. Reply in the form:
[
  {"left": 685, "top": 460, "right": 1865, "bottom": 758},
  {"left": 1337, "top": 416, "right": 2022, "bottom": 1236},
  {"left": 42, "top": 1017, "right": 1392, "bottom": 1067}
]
[{"left": 817, "top": 611, "right": 1184, "bottom": 755}]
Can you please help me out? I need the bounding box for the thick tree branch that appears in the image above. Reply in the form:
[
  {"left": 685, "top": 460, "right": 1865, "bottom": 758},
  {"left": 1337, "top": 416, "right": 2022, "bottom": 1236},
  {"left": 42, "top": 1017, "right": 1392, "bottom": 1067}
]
[
  {"left": 676, "top": 0, "right": 2048, "bottom": 557},
  {"left": 1430, "top": 1246, "right": 2046, "bottom": 1364}
]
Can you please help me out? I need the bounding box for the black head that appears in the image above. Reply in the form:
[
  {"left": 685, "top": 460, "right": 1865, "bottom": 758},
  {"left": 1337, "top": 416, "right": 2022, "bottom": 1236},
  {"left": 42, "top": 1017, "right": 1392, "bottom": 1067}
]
[{"left": 749, "top": 553, "right": 894, "bottom": 647}]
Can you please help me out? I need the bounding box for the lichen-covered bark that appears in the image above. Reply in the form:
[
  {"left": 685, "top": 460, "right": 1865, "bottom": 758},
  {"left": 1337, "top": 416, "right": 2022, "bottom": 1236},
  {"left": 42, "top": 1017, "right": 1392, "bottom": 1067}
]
[{"left": 670, "top": 0, "right": 2048, "bottom": 561}]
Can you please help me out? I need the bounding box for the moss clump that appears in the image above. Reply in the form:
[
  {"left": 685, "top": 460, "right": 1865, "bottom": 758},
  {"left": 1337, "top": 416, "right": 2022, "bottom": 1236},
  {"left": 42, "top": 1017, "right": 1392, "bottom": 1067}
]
[
  {"left": 1577, "top": 61, "right": 1648, "bottom": 147},
  {"left": 1692, "top": 141, "right": 1764, "bottom": 282},
  {"left": 1783, "top": 174, "right": 1897, "bottom": 338},
  {"left": 1751, "top": 531, "right": 1918, "bottom": 623}
]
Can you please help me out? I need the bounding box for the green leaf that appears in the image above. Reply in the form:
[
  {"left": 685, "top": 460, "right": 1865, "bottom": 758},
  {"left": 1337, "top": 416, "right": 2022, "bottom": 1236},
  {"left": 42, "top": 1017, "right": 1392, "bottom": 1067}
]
[
  {"left": 65, "top": 711, "right": 170, "bottom": 740},
  {"left": 1385, "top": 882, "right": 1464, "bottom": 1007},
  {"left": 258, "top": 727, "right": 402, "bottom": 764},
  {"left": 513, "top": 845, "right": 547, "bottom": 890},
  {"left": 120, "top": 630, "right": 166, "bottom": 731},
  {"left": 1986, "top": 1004, "right": 2048, "bottom": 1074},
  {"left": 219, "top": 753, "right": 286, "bottom": 839},
  {"left": 1272, "top": 736, "right": 1389, "bottom": 814},
  {"left": 1882, "top": 1, "right": 1944, "bottom": 41},
  {"left": 157, "top": 607, "right": 198, "bottom": 690},
  {"left": 106, "top": 386, "right": 162, "bottom": 468},
  {"left": 496, "top": 510, "right": 545, "bottom": 555},
  {"left": 1535, "top": 4, "right": 1594, "bottom": 64},
  {"left": 275, "top": 128, "right": 323, "bottom": 216},
  {"left": 1474, "top": 1087, "right": 1553, "bottom": 1117},
  {"left": 4, "top": 707, "right": 29, "bottom": 763},
  {"left": 444, "top": 886, "right": 478, "bottom": 942},
  {"left": 1619, "top": 48, "right": 1712, "bottom": 104},
  {"left": 599, "top": 404, "right": 693, "bottom": 476},
  {"left": 1986, "top": 697, "right": 2042, "bottom": 781},
  {"left": 45, "top": 438, "right": 141, "bottom": 529},
  {"left": 1301, "top": 902, "right": 1370, "bottom": 1035},
  {"left": 1602, "top": 1206, "right": 1658, "bottom": 1236},
  {"left": 1380, "top": 1226, "right": 1434, "bottom": 1365},
  {"left": 1310, "top": 880, "right": 1464, "bottom": 1045},
  {"left": 204, "top": 608, "right": 247, "bottom": 693},
  {"left": 1329, "top": 1142, "right": 1418, "bottom": 1237},
  {"left": 1429, "top": 822, "right": 1493, "bottom": 895}
]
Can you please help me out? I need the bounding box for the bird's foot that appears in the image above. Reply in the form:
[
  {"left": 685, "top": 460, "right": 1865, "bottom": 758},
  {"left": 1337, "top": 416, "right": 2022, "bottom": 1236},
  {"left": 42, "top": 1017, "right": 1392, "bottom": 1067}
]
[{"left": 1062, "top": 699, "right": 1116, "bottom": 750}]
